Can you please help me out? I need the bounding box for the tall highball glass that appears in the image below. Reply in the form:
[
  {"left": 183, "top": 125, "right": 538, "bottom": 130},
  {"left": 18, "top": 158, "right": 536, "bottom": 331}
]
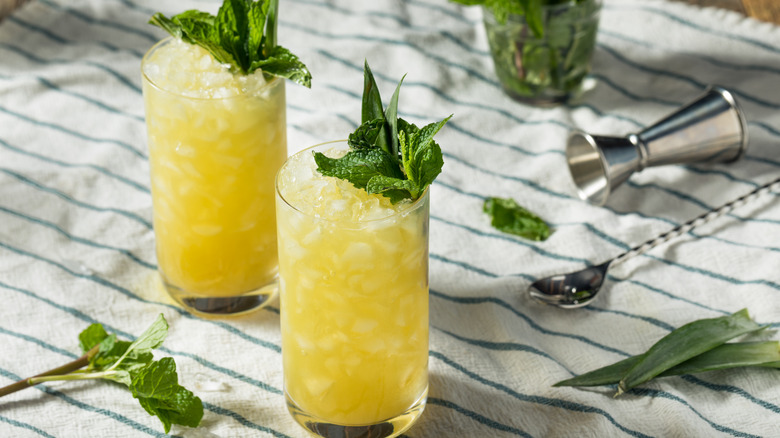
[
  {"left": 275, "top": 141, "right": 430, "bottom": 437},
  {"left": 142, "top": 38, "right": 286, "bottom": 316}
]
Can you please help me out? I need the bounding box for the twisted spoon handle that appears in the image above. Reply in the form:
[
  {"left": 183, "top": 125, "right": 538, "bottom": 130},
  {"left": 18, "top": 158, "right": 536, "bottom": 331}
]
[{"left": 612, "top": 176, "right": 780, "bottom": 266}]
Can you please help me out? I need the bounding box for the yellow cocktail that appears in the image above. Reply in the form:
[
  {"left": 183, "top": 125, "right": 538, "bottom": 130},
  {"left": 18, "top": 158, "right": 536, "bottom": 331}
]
[
  {"left": 142, "top": 38, "right": 286, "bottom": 315},
  {"left": 276, "top": 142, "right": 429, "bottom": 436}
]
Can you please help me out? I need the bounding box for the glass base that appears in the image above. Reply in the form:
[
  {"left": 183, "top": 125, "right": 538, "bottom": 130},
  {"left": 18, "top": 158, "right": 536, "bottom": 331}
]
[
  {"left": 286, "top": 387, "right": 427, "bottom": 438},
  {"left": 163, "top": 277, "right": 278, "bottom": 317}
]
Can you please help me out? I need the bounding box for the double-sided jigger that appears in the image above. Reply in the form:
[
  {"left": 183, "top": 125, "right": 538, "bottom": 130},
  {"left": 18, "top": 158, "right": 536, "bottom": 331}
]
[{"left": 566, "top": 86, "right": 749, "bottom": 205}]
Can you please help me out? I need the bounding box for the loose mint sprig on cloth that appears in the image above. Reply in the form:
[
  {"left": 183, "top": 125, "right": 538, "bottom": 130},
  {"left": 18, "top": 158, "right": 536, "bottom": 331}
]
[
  {"left": 315, "top": 61, "right": 452, "bottom": 204},
  {"left": 150, "top": 0, "right": 312, "bottom": 87},
  {"left": 0, "top": 314, "right": 203, "bottom": 434}
]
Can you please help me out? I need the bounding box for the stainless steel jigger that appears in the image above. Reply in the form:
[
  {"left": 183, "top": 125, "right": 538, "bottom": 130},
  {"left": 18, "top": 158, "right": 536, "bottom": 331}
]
[{"left": 566, "top": 86, "right": 749, "bottom": 205}]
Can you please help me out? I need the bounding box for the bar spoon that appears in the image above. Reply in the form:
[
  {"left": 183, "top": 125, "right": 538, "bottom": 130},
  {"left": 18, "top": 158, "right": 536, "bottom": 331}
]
[{"left": 529, "top": 176, "right": 780, "bottom": 308}]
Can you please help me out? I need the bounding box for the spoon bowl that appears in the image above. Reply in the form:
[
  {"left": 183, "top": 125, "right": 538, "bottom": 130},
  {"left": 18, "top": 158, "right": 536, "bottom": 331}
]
[{"left": 529, "top": 261, "right": 610, "bottom": 308}]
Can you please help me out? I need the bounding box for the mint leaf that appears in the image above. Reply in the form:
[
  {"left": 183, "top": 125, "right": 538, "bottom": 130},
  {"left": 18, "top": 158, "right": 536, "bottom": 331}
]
[
  {"left": 483, "top": 197, "right": 550, "bottom": 241},
  {"left": 314, "top": 148, "right": 404, "bottom": 190},
  {"left": 121, "top": 314, "right": 168, "bottom": 358},
  {"left": 79, "top": 323, "right": 109, "bottom": 353},
  {"left": 131, "top": 358, "right": 204, "bottom": 434},
  {"left": 216, "top": 0, "right": 252, "bottom": 71},
  {"left": 403, "top": 116, "right": 450, "bottom": 193},
  {"left": 366, "top": 175, "right": 420, "bottom": 202},
  {"left": 248, "top": 0, "right": 267, "bottom": 58},
  {"left": 249, "top": 45, "right": 312, "bottom": 88},
  {"left": 149, "top": 0, "right": 312, "bottom": 87},
  {"left": 348, "top": 118, "right": 386, "bottom": 150}
]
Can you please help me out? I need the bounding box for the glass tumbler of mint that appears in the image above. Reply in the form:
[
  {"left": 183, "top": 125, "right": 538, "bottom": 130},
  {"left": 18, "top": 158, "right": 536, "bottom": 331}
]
[
  {"left": 275, "top": 63, "right": 450, "bottom": 437},
  {"left": 141, "top": 0, "right": 311, "bottom": 316},
  {"left": 469, "top": 0, "right": 602, "bottom": 105}
]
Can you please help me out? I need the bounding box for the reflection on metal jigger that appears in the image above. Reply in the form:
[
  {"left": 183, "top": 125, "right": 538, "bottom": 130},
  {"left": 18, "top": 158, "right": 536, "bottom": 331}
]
[{"left": 566, "top": 86, "right": 748, "bottom": 206}]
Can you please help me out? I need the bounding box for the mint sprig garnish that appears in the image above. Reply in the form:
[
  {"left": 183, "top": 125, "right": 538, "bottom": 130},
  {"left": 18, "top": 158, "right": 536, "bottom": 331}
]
[
  {"left": 315, "top": 61, "right": 451, "bottom": 204},
  {"left": 149, "top": 0, "right": 312, "bottom": 88},
  {"left": 0, "top": 315, "right": 203, "bottom": 434}
]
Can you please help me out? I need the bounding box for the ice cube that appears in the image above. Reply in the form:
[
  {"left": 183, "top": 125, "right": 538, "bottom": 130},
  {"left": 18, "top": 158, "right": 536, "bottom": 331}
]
[
  {"left": 351, "top": 318, "right": 378, "bottom": 334},
  {"left": 305, "top": 377, "right": 333, "bottom": 398}
]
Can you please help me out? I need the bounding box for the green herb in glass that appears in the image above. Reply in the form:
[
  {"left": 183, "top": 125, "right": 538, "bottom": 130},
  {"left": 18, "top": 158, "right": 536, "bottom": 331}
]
[
  {"left": 0, "top": 315, "right": 203, "bottom": 433},
  {"left": 150, "top": 0, "right": 311, "bottom": 88},
  {"left": 315, "top": 61, "right": 452, "bottom": 203},
  {"left": 450, "top": 0, "right": 602, "bottom": 104}
]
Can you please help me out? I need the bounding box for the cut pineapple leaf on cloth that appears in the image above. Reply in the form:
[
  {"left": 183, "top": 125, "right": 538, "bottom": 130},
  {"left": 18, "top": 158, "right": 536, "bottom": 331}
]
[
  {"left": 554, "top": 341, "right": 780, "bottom": 388},
  {"left": 617, "top": 309, "right": 765, "bottom": 395},
  {"left": 553, "top": 309, "right": 774, "bottom": 396}
]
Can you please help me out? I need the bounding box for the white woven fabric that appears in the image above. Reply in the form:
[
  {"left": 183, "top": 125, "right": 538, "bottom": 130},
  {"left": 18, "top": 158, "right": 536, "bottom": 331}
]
[{"left": 1, "top": 0, "right": 779, "bottom": 437}]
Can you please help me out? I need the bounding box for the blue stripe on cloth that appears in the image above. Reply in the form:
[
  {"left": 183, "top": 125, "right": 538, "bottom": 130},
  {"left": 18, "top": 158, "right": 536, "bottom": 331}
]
[
  {"left": 0, "top": 74, "right": 145, "bottom": 123},
  {"left": 595, "top": 42, "right": 780, "bottom": 110},
  {"left": 0, "top": 326, "right": 79, "bottom": 359},
  {"left": 0, "top": 415, "right": 57, "bottom": 438},
  {"left": 0, "top": 136, "right": 148, "bottom": 192},
  {"left": 598, "top": 29, "right": 780, "bottom": 75},
  {"left": 0, "top": 206, "right": 156, "bottom": 270},
  {"left": 0, "top": 242, "right": 282, "bottom": 354},
  {"left": 426, "top": 397, "right": 533, "bottom": 438},
  {"left": 429, "top": 350, "right": 652, "bottom": 438},
  {"left": 629, "top": 387, "right": 762, "bottom": 438},
  {"left": 6, "top": 13, "right": 146, "bottom": 57},
  {"left": 433, "top": 326, "right": 575, "bottom": 375},
  {"left": 604, "top": 4, "right": 780, "bottom": 54},
  {"left": 0, "top": 168, "right": 153, "bottom": 230},
  {"left": 0, "top": 42, "right": 142, "bottom": 94},
  {"left": 0, "top": 107, "right": 147, "bottom": 160},
  {"left": 202, "top": 403, "right": 293, "bottom": 438},
  {"left": 431, "top": 215, "right": 588, "bottom": 265},
  {"left": 37, "top": 0, "right": 159, "bottom": 43},
  {"left": 429, "top": 289, "right": 629, "bottom": 357},
  {"left": 679, "top": 375, "right": 780, "bottom": 415}
]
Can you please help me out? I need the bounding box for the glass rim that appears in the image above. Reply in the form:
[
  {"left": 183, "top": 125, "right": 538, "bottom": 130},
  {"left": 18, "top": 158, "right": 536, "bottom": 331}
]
[
  {"left": 275, "top": 140, "right": 430, "bottom": 224},
  {"left": 140, "top": 37, "right": 283, "bottom": 101}
]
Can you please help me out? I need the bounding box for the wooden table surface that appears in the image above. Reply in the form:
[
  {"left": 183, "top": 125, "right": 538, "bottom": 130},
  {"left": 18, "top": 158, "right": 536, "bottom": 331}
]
[
  {"left": 679, "top": 0, "right": 780, "bottom": 23},
  {"left": 742, "top": 0, "right": 780, "bottom": 23}
]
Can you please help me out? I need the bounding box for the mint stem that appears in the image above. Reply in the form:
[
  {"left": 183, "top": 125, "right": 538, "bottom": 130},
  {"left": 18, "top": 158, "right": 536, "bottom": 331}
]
[{"left": 0, "top": 345, "right": 99, "bottom": 398}]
